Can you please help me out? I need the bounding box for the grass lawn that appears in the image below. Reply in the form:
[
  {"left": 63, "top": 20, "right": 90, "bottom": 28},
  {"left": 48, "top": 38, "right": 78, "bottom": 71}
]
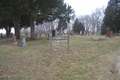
[{"left": 0, "top": 35, "right": 120, "bottom": 80}]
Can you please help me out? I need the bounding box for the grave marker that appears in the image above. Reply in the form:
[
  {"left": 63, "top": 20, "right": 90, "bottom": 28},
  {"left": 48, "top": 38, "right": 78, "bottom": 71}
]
[
  {"left": 52, "top": 30, "right": 57, "bottom": 37},
  {"left": 47, "top": 33, "right": 50, "bottom": 40},
  {"left": 106, "top": 31, "right": 114, "bottom": 38},
  {"left": 12, "top": 36, "right": 18, "bottom": 45},
  {"left": 20, "top": 38, "right": 27, "bottom": 47},
  {"left": 1, "top": 33, "right": 3, "bottom": 38}
]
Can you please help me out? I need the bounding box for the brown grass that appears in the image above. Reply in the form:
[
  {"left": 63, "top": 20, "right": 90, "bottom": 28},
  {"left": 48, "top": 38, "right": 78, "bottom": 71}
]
[{"left": 0, "top": 35, "right": 120, "bottom": 80}]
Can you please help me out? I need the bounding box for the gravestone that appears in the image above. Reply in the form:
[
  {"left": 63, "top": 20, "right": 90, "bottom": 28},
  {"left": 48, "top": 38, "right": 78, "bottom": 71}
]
[
  {"left": 1, "top": 33, "right": 3, "bottom": 38},
  {"left": 52, "top": 30, "right": 57, "bottom": 37},
  {"left": 26, "top": 33, "right": 28, "bottom": 36},
  {"left": 55, "top": 30, "right": 57, "bottom": 36},
  {"left": 115, "top": 33, "right": 120, "bottom": 36},
  {"left": 47, "top": 33, "right": 50, "bottom": 40},
  {"left": 96, "top": 32, "right": 100, "bottom": 36},
  {"left": 4, "top": 39, "right": 7, "bottom": 42},
  {"left": 39, "top": 34, "right": 41, "bottom": 37},
  {"left": 82, "top": 31, "right": 84, "bottom": 35},
  {"left": 70, "top": 32, "right": 74, "bottom": 36},
  {"left": 84, "top": 31, "right": 86, "bottom": 36},
  {"left": 106, "top": 31, "right": 114, "bottom": 38},
  {"left": 88, "top": 32, "right": 91, "bottom": 36},
  {"left": 20, "top": 38, "right": 27, "bottom": 47},
  {"left": 10, "top": 33, "right": 13, "bottom": 37},
  {"left": 12, "top": 36, "right": 18, "bottom": 44},
  {"left": 80, "top": 31, "right": 82, "bottom": 35},
  {"left": 35, "top": 33, "right": 38, "bottom": 37}
]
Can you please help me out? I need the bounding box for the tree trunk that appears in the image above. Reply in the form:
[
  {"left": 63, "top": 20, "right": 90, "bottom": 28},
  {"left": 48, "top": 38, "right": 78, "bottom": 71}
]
[
  {"left": 115, "top": 28, "right": 117, "bottom": 34},
  {"left": 5, "top": 26, "right": 11, "bottom": 37},
  {"left": 29, "top": 13, "right": 35, "bottom": 39},
  {"left": 13, "top": 16, "right": 20, "bottom": 39}
]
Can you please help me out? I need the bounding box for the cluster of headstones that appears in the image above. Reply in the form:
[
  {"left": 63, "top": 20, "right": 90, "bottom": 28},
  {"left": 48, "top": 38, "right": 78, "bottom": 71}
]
[{"left": 12, "top": 36, "right": 27, "bottom": 47}]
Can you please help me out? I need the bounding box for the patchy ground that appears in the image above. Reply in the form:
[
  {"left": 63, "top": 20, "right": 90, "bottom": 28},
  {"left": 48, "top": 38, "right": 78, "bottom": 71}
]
[{"left": 0, "top": 35, "right": 120, "bottom": 80}]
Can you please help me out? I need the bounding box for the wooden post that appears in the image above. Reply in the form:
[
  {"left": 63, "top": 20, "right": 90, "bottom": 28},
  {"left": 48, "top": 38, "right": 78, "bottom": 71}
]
[
  {"left": 50, "top": 36, "right": 52, "bottom": 54},
  {"left": 68, "top": 35, "right": 70, "bottom": 54}
]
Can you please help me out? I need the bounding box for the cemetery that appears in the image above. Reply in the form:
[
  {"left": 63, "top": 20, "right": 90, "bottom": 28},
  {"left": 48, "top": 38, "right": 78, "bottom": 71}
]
[
  {"left": 0, "top": 33, "right": 120, "bottom": 80},
  {"left": 1, "top": 0, "right": 120, "bottom": 79}
]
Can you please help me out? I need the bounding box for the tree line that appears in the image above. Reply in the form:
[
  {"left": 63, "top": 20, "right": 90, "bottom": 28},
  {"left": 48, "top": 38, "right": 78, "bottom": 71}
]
[
  {"left": 73, "top": 0, "right": 120, "bottom": 35},
  {"left": 73, "top": 7, "right": 104, "bottom": 35},
  {"left": 0, "top": 0, "right": 74, "bottom": 39},
  {"left": 103, "top": 0, "right": 120, "bottom": 34}
]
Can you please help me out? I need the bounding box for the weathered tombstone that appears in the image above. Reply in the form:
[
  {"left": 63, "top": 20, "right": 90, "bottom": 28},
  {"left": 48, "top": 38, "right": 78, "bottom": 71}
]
[
  {"left": 26, "top": 37, "right": 29, "bottom": 40},
  {"left": 12, "top": 36, "right": 18, "bottom": 44},
  {"left": 84, "top": 31, "right": 86, "bottom": 36},
  {"left": 55, "top": 30, "right": 57, "bottom": 36},
  {"left": 20, "top": 38, "right": 27, "bottom": 47},
  {"left": 26, "top": 33, "right": 28, "bottom": 36},
  {"left": 10, "top": 33, "right": 13, "bottom": 37},
  {"left": 71, "top": 32, "right": 74, "bottom": 36},
  {"left": 106, "top": 31, "right": 114, "bottom": 38},
  {"left": 88, "top": 32, "right": 91, "bottom": 36},
  {"left": 47, "top": 33, "right": 50, "bottom": 40},
  {"left": 99, "top": 38, "right": 106, "bottom": 40},
  {"left": 96, "top": 32, "right": 100, "bottom": 36},
  {"left": 35, "top": 33, "right": 38, "bottom": 37},
  {"left": 52, "top": 30, "right": 56, "bottom": 37},
  {"left": 1, "top": 33, "right": 3, "bottom": 38},
  {"left": 4, "top": 39, "right": 7, "bottom": 42},
  {"left": 39, "top": 34, "right": 41, "bottom": 37},
  {"left": 82, "top": 31, "right": 84, "bottom": 35},
  {"left": 80, "top": 31, "right": 82, "bottom": 35},
  {"left": 115, "top": 33, "right": 120, "bottom": 36},
  {"left": 45, "top": 33, "right": 47, "bottom": 37}
]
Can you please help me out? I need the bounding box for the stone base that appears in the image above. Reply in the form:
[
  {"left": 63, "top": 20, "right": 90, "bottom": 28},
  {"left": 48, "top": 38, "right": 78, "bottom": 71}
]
[
  {"left": 13, "top": 42, "right": 18, "bottom": 45},
  {"left": 20, "top": 44, "right": 27, "bottom": 47},
  {"left": 106, "top": 36, "right": 114, "bottom": 38},
  {"left": 20, "top": 38, "right": 27, "bottom": 47}
]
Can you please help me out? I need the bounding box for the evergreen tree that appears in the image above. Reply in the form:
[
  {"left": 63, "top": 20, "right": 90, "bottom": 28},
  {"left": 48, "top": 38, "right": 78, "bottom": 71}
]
[
  {"left": 0, "top": 0, "right": 74, "bottom": 39},
  {"left": 103, "top": 0, "right": 120, "bottom": 33},
  {"left": 73, "top": 18, "right": 85, "bottom": 34},
  {"left": 101, "top": 23, "right": 107, "bottom": 35},
  {"left": 56, "top": 3, "right": 74, "bottom": 34}
]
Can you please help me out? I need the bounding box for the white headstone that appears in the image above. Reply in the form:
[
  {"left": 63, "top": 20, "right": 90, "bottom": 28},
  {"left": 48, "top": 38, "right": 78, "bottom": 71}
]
[{"left": 20, "top": 38, "right": 27, "bottom": 47}]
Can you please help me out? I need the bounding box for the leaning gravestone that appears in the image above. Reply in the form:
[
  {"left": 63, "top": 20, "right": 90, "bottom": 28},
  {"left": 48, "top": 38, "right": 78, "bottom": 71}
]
[
  {"left": 12, "top": 36, "right": 18, "bottom": 44},
  {"left": 20, "top": 38, "right": 27, "bottom": 47}
]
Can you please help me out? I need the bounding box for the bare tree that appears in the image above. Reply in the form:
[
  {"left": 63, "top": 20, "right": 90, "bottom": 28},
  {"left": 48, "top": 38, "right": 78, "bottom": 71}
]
[
  {"left": 78, "top": 7, "right": 105, "bottom": 35},
  {"left": 90, "top": 7, "right": 104, "bottom": 34},
  {"left": 79, "top": 15, "right": 91, "bottom": 34},
  {"left": 34, "top": 19, "right": 59, "bottom": 36}
]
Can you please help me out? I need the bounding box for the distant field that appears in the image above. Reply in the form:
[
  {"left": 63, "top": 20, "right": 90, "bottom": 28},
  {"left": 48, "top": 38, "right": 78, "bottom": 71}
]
[{"left": 0, "top": 35, "right": 120, "bottom": 80}]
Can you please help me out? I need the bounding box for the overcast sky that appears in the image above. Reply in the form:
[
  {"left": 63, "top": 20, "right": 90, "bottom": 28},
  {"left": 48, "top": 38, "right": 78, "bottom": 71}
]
[
  {"left": 0, "top": 0, "right": 110, "bottom": 34},
  {"left": 64, "top": 0, "right": 109, "bottom": 16}
]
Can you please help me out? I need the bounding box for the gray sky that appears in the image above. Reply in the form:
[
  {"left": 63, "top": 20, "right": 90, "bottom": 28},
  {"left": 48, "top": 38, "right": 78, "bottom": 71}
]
[
  {"left": 0, "top": 0, "right": 110, "bottom": 34},
  {"left": 64, "top": 0, "right": 109, "bottom": 16}
]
